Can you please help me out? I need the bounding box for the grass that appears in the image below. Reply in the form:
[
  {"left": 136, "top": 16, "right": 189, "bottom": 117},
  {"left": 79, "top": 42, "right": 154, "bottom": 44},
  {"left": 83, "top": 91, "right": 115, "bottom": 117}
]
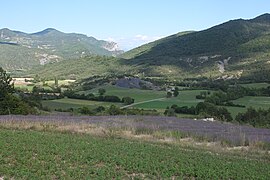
[
  {"left": 45, "top": 80, "right": 75, "bottom": 86},
  {"left": 85, "top": 85, "right": 166, "bottom": 102},
  {"left": 14, "top": 84, "right": 34, "bottom": 91},
  {"left": 133, "top": 90, "right": 206, "bottom": 109},
  {"left": 240, "top": 82, "right": 270, "bottom": 89},
  {"left": 233, "top": 96, "right": 270, "bottom": 109},
  {"left": 0, "top": 127, "right": 269, "bottom": 179},
  {"left": 42, "top": 98, "right": 122, "bottom": 110},
  {"left": 43, "top": 84, "right": 269, "bottom": 118},
  {"left": 224, "top": 106, "right": 247, "bottom": 119},
  {"left": 14, "top": 79, "right": 75, "bottom": 92},
  {"left": 223, "top": 96, "right": 270, "bottom": 118},
  {"left": 85, "top": 86, "right": 206, "bottom": 108}
]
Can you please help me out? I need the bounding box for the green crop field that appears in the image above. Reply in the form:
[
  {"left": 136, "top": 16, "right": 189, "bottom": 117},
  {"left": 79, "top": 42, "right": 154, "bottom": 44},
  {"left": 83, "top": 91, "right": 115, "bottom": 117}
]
[
  {"left": 45, "top": 79, "right": 75, "bottom": 86},
  {"left": 42, "top": 98, "right": 121, "bottom": 110},
  {"left": 239, "top": 83, "right": 270, "bottom": 89},
  {"left": 84, "top": 85, "right": 166, "bottom": 102},
  {"left": 14, "top": 84, "right": 35, "bottom": 91},
  {"left": 84, "top": 86, "right": 209, "bottom": 106},
  {"left": 14, "top": 79, "right": 75, "bottom": 92},
  {"left": 133, "top": 90, "right": 207, "bottom": 109},
  {"left": 0, "top": 129, "right": 269, "bottom": 179},
  {"left": 224, "top": 106, "right": 247, "bottom": 119},
  {"left": 233, "top": 96, "right": 270, "bottom": 109},
  {"left": 224, "top": 96, "right": 270, "bottom": 118},
  {"left": 42, "top": 84, "right": 270, "bottom": 119}
]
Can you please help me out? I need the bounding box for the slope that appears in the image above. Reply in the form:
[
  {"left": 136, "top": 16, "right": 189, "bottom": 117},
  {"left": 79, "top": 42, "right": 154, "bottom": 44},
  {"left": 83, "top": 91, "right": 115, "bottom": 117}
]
[
  {"left": 25, "top": 14, "right": 270, "bottom": 82},
  {"left": 0, "top": 28, "right": 123, "bottom": 72},
  {"left": 27, "top": 56, "right": 133, "bottom": 80},
  {"left": 120, "top": 13, "right": 270, "bottom": 81}
]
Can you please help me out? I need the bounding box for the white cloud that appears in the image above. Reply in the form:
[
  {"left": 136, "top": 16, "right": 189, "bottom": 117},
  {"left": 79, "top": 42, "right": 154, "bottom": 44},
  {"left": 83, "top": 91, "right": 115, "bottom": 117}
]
[
  {"left": 106, "top": 35, "right": 165, "bottom": 51},
  {"left": 106, "top": 37, "right": 116, "bottom": 42},
  {"left": 135, "top": 34, "right": 149, "bottom": 41}
]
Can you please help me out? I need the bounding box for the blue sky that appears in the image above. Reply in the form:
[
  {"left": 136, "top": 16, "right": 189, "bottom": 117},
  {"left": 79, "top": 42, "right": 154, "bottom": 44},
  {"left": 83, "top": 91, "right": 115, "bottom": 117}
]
[{"left": 0, "top": 0, "right": 269, "bottom": 50}]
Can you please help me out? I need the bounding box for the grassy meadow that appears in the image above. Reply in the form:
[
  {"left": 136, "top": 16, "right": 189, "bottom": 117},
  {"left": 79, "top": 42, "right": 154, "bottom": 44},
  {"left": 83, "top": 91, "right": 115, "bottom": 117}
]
[
  {"left": 14, "top": 79, "right": 75, "bottom": 91},
  {"left": 42, "top": 98, "right": 122, "bottom": 110},
  {"left": 233, "top": 96, "right": 270, "bottom": 109},
  {"left": 134, "top": 90, "right": 206, "bottom": 109},
  {"left": 84, "top": 85, "right": 166, "bottom": 102},
  {"left": 239, "top": 82, "right": 270, "bottom": 89},
  {"left": 83, "top": 85, "right": 206, "bottom": 108}
]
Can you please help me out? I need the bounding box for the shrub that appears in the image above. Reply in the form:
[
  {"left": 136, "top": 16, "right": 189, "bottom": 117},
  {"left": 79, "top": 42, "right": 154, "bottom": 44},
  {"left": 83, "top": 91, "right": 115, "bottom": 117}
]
[
  {"left": 166, "top": 92, "right": 172, "bottom": 98},
  {"left": 122, "top": 96, "right": 134, "bottom": 105},
  {"left": 164, "top": 108, "right": 176, "bottom": 117},
  {"left": 103, "top": 95, "right": 121, "bottom": 102},
  {"left": 107, "top": 105, "right": 122, "bottom": 115},
  {"left": 79, "top": 106, "right": 95, "bottom": 115},
  {"left": 98, "top": 88, "right": 106, "bottom": 96}
]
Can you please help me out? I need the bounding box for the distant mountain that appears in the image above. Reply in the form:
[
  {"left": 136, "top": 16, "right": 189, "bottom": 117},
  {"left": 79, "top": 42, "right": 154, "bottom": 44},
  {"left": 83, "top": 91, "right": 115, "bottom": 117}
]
[
  {"left": 121, "top": 13, "right": 270, "bottom": 82},
  {"left": 25, "top": 14, "right": 270, "bottom": 82},
  {"left": 0, "top": 28, "right": 123, "bottom": 71}
]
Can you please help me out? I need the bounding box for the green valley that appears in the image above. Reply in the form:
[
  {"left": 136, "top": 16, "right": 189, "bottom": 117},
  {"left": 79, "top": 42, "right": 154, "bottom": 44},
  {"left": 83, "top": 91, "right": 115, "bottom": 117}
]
[{"left": 1, "top": 9, "right": 270, "bottom": 180}]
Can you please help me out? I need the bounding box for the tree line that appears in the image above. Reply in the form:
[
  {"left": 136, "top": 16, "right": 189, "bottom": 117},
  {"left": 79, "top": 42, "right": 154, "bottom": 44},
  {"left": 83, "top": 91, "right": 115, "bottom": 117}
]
[{"left": 63, "top": 88, "right": 134, "bottom": 105}]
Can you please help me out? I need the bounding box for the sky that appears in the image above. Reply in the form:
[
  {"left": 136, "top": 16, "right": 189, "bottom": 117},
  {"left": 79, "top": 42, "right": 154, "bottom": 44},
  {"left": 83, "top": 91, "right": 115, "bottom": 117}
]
[{"left": 0, "top": 0, "right": 270, "bottom": 50}]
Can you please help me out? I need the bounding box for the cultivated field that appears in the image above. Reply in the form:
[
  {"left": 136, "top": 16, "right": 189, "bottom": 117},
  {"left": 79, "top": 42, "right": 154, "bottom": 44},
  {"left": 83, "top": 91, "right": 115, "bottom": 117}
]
[
  {"left": 84, "top": 85, "right": 165, "bottom": 102},
  {"left": 45, "top": 85, "right": 270, "bottom": 119},
  {"left": 133, "top": 90, "right": 206, "bottom": 109},
  {"left": 1, "top": 115, "right": 270, "bottom": 144},
  {"left": 42, "top": 98, "right": 122, "bottom": 110},
  {"left": 84, "top": 85, "right": 207, "bottom": 108},
  {"left": 239, "top": 82, "right": 270, "bottom": 89},
  {"left": 14, "top": 78, "right": 75, "bottom": 91},
  {"left": 0, "top": 115, "right": 270, "bottom": 179},
  {"left": 233, "top": 96, "right": 270, "bottom": 109}
]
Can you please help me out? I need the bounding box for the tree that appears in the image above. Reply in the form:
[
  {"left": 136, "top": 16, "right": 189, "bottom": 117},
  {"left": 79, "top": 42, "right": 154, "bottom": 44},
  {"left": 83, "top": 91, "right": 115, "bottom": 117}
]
[
  {"left": 164, "top": 108, "right": 176, "bottom": 117},
  {"left": 173, "top": 87, "right": 179, "bottom": 97},
  {"left": 95, "top": 106, "right": 105, "bottom": 112},
  {"left": 33, "top": 74, "right": 40, "bottom": 83},
  {"left": 54, "top": 76, "right": 59, "bottom": 87},
  {"left": 0, "top": 67, "right": 35, "bottom": 115},
  {"left": 0, "top": 67, "right": 14, "bottom": 99},
  {"left": 79, "top": 106, "right": 94, "bottom": 115},
  {"left": 122, "top": 96, "right": 134, "bottom": 105},
  {"left": 108, "top": 105, "right": 122, "bottom": 115},
  {"left": 98, "top": 88, "right": 106, "bottom": 96},
  {"left": 0, "top": 93, "right": 34, "bottom": 115},
  {"left": 166, "top": 91, "right": 172, "bottom": 98}
]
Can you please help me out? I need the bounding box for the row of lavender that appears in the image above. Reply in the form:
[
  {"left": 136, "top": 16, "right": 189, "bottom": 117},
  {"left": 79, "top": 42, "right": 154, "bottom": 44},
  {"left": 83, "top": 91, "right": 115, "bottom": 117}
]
[{"left": 1, "top": 115, "right": 270, "bottom": 144}]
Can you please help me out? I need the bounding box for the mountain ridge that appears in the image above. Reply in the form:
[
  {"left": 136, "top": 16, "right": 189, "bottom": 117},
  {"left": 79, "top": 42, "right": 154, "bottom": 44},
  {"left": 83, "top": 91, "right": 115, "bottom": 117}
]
[
  {"left": 8, "top": 14, "right": 270, "bottom": 82},
  {"left": 0, "top": 28, "right": 124, "bottom": 71},
  {"left": 118, "top": 14, "right": 270, "bottom": 81}
]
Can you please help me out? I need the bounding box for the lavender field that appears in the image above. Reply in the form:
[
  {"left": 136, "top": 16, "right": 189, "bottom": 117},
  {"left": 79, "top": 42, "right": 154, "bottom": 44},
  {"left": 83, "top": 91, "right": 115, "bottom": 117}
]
[{"left": 1, "top": 115, "right": 270, "bottom": 144}]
